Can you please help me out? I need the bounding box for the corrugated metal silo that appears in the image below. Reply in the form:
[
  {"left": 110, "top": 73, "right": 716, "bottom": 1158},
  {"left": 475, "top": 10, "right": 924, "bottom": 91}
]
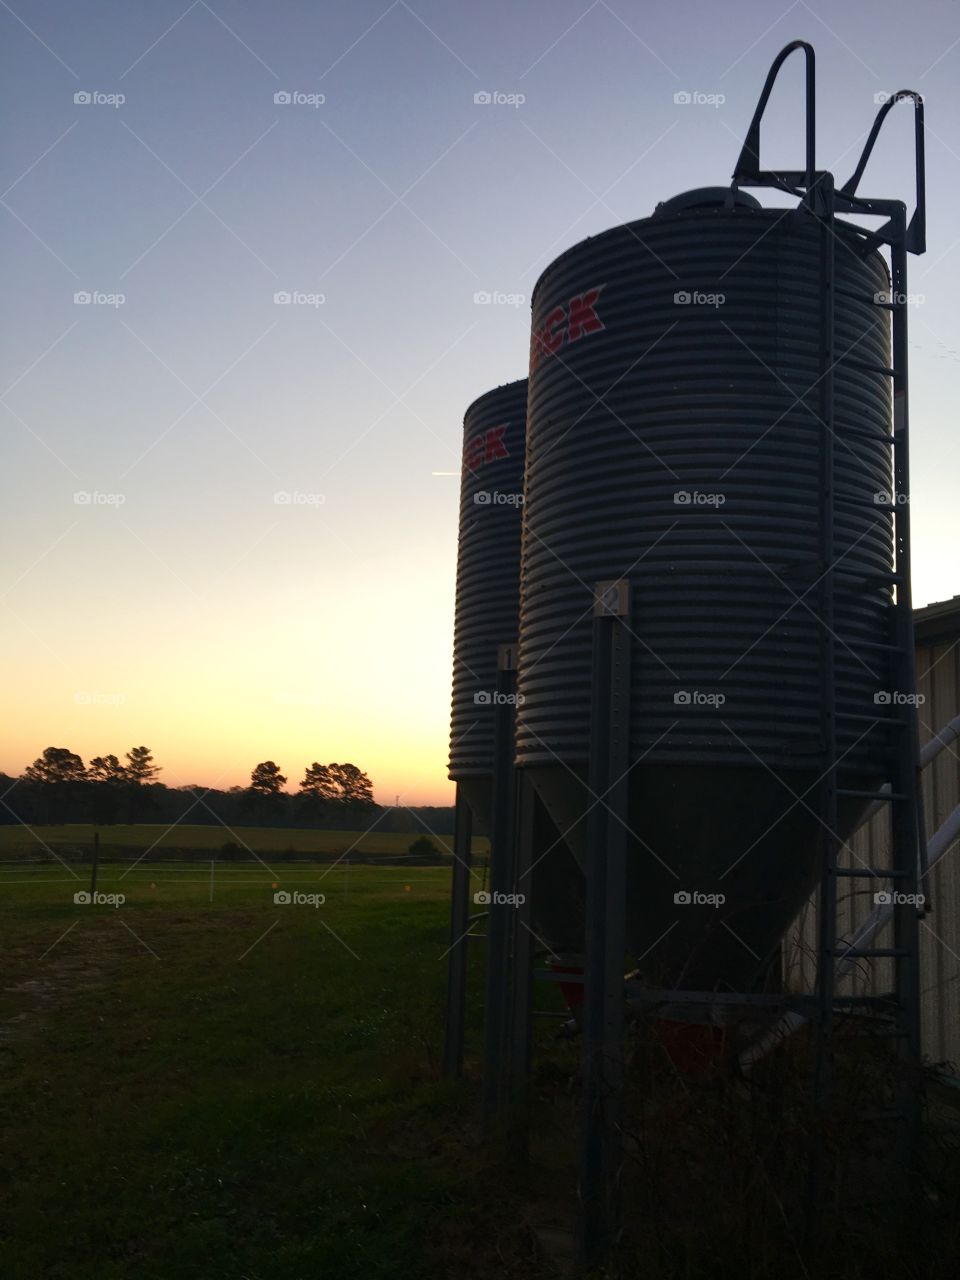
[
  {"left": 449, "top": 379, "right": 585, "bottom": 951},
  {"left": 449, "top": 380, "right": 528, "bottom": 828},
  {"left": 517, "top": 188, "right": 896, "bottom": 991}
]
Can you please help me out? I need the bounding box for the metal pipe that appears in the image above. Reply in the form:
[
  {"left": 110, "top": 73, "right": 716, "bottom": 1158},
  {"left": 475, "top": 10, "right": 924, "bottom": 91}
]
[
  {"left": 739, "top": 801, "right": 960, "bottom": 1070},
  {"left": 844, "top": 713, "right": 960, "bottom": 836},
  {"left": 921, "top": 713, "right": 960, "bottom": 767}
]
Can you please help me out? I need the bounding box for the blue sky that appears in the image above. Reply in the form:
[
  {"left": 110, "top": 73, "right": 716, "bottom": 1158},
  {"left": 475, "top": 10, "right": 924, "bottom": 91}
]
[{"left": 1, "top": 0, "right": 958, "bottom": 800}]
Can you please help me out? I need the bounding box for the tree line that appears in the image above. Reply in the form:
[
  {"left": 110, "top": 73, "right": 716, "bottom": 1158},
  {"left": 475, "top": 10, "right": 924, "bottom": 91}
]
[{"left": 2, "top": 746, "right": 382, "bottom": 828}]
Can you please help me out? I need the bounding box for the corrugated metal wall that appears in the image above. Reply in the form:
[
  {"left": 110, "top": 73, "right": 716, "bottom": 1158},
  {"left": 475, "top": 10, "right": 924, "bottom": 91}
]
[{"left": 784, "top": 621, "right": 960, "bottom": 1069}]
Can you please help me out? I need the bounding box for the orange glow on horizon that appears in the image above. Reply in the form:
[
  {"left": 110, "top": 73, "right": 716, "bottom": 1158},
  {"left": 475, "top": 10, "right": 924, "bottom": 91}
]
[{"left": 1, "top": 530, "right": 460, "bottom": 809}]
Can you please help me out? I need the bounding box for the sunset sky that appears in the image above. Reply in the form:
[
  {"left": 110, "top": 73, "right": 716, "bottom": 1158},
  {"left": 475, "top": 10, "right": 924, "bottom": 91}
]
[{"left": 2, "top": 1, "right": 958, "bottom": 804}]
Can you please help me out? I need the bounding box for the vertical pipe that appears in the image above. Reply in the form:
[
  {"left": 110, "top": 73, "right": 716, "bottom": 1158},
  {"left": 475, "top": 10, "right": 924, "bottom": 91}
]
[{"left": 442, "top": 784, "right": 473, "bottom": 1078}]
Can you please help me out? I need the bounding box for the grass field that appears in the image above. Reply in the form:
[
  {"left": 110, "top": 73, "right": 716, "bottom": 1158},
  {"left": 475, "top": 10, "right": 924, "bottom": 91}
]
[
  {"left": 0, "top": 859, "right": 550, "bottom": 1280},
  {"left": 3, "top": 856, "right": 959, "bottom": 1278},
  {"left": 0, "top": 823, "right": 489, "bottom": 862}
]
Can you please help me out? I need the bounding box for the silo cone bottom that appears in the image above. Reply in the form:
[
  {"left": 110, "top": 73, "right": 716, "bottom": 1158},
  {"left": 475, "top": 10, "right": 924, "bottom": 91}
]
[
  {"left": 524, "top": 763, "right": 872, "bottom": 994},
  {"left": 457, "top": 776, "right": 493, "bottom": 837},
  {"left": 459, "top": 774, "right": 587, "bottom": 958}
]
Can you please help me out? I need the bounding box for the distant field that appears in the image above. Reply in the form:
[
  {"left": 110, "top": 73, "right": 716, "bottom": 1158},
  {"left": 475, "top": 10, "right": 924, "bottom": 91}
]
[{"left": 0, "top": 823, "right": 489, "bottom": 862}]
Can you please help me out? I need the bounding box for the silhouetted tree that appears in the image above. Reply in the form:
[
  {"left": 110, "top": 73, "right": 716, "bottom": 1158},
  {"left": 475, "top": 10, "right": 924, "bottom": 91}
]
[
  {"left": 123, "top": 746, "right": 161, "bottom": 822},
  {"left": 329, "top": 762, "right": 375, "bottom": 811},
  {"left": 24, "top": 747, "right": 86, "bottom": 786},
  {"left": 246, "top": 761, "right": 287, "bottom": 823},
  {"left": 4, "top": 744, "right": 394, "bottom": 832},
  {"left": 125, "top": 746, "right": 160, "bottom": 783},
  {"left": 296, "top": 762, "right": 336, "bottom": 824},
  {"left": 88, "top": 754, "right": 129, "bottom": 824},
  {"left": 88, "top": 754, "right": 128, "bottom": 784},
  {"left": 0, "top": 774, "right": 17, "bottom": 823},
  {"left": 299, "top": 762, "right": 336, "bottom": 799},
  {"left": 249, "top": 761, "right": 287, "bottom": 795},
  {"left": 22, "top": 747, "right": 87, "bottom": 823}
]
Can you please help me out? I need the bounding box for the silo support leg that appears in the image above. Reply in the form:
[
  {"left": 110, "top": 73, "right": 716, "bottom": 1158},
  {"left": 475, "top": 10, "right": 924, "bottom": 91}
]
[
  {"left": 578, "top": 583, "right": 632, "bottom": 1268},
  {"left": 442, "top": 785, "right": 473, "bottom": 1078},
  {"left": 506, "top": 770, "right": 536, "bottom": 1157},
  {"left": 482, "top": 663, "right": 518, "bottom": 1131}
]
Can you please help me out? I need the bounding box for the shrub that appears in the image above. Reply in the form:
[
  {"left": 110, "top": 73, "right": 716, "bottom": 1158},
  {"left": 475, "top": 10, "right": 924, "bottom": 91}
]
[{"left": 407, "top": 835, "right": 439, "bottom": 860}]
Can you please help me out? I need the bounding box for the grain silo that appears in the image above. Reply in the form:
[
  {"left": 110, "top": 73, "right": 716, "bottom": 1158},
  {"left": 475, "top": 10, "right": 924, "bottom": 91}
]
[
  {"left": 443, "top": 41, "right": 930, "bottom": 1266},
  {"left": 516, "top": 186, "right": 896, "bottom": 992}
]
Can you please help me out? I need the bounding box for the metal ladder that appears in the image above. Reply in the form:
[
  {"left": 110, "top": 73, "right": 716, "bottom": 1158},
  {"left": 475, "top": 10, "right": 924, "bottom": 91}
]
[
  {"left": 819, "top": 93, "right": 928, "bottom": 1169},
  {"left": 732, "top": 43, "right": 928, "bottom": 1168}
]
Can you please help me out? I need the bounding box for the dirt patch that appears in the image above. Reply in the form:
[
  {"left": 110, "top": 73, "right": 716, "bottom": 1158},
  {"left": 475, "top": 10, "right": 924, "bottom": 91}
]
[{"left": 0, "top": 920, "right": 130, "bottom": 1046}]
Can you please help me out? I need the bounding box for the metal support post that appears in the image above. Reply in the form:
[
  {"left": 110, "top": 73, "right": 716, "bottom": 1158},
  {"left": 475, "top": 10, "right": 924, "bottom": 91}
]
[
  {"left": 442, "top": 783, "right": 474, "bottom": 1078},
  {"left": 506, "top": 768, "right": 536, "bottom": 1158},
  {"left": 578, "top": 580, "right": 632, "bottom": 1269},
  {"left": 482, "top": 644, "right": 518, "bottom": 1130}
]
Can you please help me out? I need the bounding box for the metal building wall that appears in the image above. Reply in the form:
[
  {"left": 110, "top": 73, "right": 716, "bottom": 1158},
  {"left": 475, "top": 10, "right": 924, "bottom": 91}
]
[{"left": 784, "top": 602, "right": 960, "bottom": 1069}]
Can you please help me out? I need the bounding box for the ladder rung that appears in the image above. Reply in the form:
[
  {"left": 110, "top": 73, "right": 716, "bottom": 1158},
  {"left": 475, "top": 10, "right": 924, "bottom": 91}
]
[
  {"left": 846, "top": 1198, "right": 908, "bottom": 1213},
  {"left": 835, "top": 284, "right": 880, "bottom": 306},
  {"left": 835, "top": 867, "right": 909, "bottom": 879},
  {"left": 843, "top": 640, "right": 901, "bottom": 654},
  {"left": 834, "top": 708, "right": 904, "bottom": 720},
  {"left": 843, "top": 430, "right": 895, "bottom": 445},
  {"left": 835, "top": 496, "right": 903, "bottom": 511},
  {"left": 844, "top": 1108, "right": 905, "bottom": 1122},
  {"left": 844, "top": 357, "right": 897, "bottom": 377},
  {"left": 833, "top": 567, "right": 902, "bottom": 584},
  {"left": 830, "top": 994, "right": 897, "bottom": 1006},
  {"left": 836, "top": 788, "right": 905, "bottom": 800},
  {"left": 832, "top": 947, "right": 910, "bottom": 958}
]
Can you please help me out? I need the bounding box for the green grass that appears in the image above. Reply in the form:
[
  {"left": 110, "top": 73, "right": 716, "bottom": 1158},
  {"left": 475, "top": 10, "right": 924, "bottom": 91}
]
[
  {"left": 5, "top": 862, "right": 957, "bottom": 1279},
  {"left": 0, "top": 862, "right": 544, "bottom": 1280},
  {"left": 0, "top": 823, "right": 489, "bottom": 861}
]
